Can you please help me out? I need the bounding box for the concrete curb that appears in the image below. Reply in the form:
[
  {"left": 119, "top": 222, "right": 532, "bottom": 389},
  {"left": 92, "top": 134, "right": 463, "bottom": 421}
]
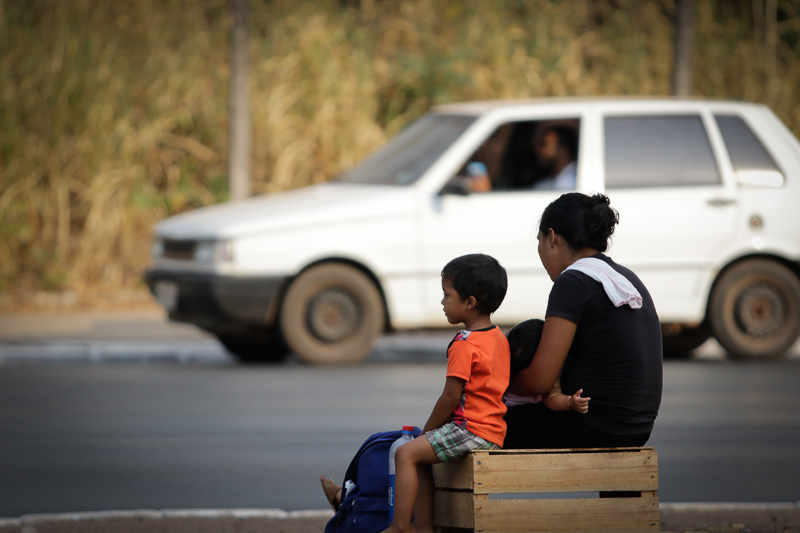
[
  {"left": 2, "top": 503, "right": 798, "bottom": 526},
  {"left": 660, "top": 502, "right": 800, "bottom": 512},
  {"left": 0, "top": 508, "right": 335, "bottom": 528},
  {"left": 0, "top": 339, "right": 227, "bottom": 364}
]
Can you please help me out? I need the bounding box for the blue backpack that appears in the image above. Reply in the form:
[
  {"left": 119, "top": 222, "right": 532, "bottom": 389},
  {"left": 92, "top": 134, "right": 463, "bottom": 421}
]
[{"left": 324, "top": 427, "right": 422, "bottom": 533}]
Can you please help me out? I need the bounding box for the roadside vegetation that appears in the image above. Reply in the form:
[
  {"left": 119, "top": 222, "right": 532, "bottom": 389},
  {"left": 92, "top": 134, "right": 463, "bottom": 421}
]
[{"left": 2, "top": 0, "right": 799, "bottom": 309}]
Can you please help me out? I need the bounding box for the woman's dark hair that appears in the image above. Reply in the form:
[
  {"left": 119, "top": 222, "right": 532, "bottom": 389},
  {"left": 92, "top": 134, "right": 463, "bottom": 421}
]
[{"left": 538, "top": 193, "right": 619, "bottom": 252}]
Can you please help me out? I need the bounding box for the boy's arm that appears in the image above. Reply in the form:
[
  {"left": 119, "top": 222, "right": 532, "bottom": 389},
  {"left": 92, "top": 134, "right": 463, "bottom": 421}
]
[
  {"left": 542, "top": 378, "right": 589, "bottom": 413},
  {"left": 422, "top": 376, "right": 465, "bottom": 433}
]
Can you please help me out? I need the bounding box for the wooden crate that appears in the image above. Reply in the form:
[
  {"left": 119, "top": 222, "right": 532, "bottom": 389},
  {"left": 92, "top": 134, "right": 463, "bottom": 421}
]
[{"left": 432, "top": 447, "right": 658, "bottom": 533}]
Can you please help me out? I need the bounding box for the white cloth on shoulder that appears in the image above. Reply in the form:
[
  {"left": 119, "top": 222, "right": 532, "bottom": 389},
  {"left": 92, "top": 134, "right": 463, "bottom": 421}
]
[{"left": 563, "top": 258, "right": 643, "bottom": 309}]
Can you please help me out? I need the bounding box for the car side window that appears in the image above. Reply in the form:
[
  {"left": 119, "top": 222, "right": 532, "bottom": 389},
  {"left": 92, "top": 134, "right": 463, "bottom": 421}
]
[
  {"left": 451, "top": 119, "right": 580, "bottom": 192},
  {"left": 604, "top": 115, "right": 721, "bottom": 188},
  {"left": 714, "top": 114, "right": 782, "bottom": 174}
]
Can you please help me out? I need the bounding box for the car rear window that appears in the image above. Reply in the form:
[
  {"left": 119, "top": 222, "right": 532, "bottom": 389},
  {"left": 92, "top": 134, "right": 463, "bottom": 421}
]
[
  {"left": 604, "top": 115, "right": 721, "bottom": 188},
  {"left": 714, "top": 114, "right": 782, "bottom": 173}
]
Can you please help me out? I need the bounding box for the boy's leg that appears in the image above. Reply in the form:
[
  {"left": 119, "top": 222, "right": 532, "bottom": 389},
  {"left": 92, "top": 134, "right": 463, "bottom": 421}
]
[
  {"left": 411, "top": 460, "right": 437, "bottom": 532},
  {"left": 382, "top": 435, "right": 440, "bottom": 533}
]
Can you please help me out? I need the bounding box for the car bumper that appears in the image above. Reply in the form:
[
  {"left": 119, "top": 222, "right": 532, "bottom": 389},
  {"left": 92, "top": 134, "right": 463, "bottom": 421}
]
[{"left": 144, "top": 269, "right": 289, "bottom": 334}]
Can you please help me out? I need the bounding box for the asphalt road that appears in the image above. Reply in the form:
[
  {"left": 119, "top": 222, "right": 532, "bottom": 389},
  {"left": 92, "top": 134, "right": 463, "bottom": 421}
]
[{"left": 1, "top": 350, "right": 799, "bottom": 518}]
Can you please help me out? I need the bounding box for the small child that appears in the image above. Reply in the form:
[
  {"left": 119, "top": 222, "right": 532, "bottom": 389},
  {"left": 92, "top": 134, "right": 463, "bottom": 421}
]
[
  {"left": 503, "top": 319, "right": 590, "bottom": 413},
  {"left": 381, "top": 253, "right": 510, "bottom": 533}
]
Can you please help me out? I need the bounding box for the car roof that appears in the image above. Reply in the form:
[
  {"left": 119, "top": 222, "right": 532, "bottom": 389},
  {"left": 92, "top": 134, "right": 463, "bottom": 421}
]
[{"left": 432, "top": 96, "right": 765, "bottom": 116}]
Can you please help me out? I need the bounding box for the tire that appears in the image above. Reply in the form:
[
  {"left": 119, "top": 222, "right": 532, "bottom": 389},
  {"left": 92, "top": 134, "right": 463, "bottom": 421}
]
[
  {"left": 217, "top": 333, "right": 290, "bottom": 364},
  {"left": 708, "top": 259, "right": 800, "bottom": 360},
  {"left": 662, "top": 323, "right": 711, "bottom": 358},
  {"left": 279, "top": 263, "right": 385, "bottom": 365}
]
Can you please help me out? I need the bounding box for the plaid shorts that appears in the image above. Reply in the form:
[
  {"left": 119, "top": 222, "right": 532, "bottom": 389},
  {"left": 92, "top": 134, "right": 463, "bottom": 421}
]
[{"left": 426, "top": 422, "right": 500, "bottom": 464}]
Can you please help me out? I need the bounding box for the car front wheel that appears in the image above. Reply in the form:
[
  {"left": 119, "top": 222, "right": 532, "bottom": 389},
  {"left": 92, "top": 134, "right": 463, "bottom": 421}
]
[
  {"left": 217, "top": 333, "right": 290, "bottom": 364},
  {"left": 662, "top": 323, "right": 711, "bottom": 358},
  {"left": 279, "top": 263, "right": 385, "bottom": 365},
  {"left": 708, "top": 259, "right": 800, "bottom": 359}
]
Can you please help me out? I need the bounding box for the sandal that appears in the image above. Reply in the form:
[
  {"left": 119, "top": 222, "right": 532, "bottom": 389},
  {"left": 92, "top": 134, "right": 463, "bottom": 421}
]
[{"left": 320, "top": 475, "right": 342, "bottom": 512}]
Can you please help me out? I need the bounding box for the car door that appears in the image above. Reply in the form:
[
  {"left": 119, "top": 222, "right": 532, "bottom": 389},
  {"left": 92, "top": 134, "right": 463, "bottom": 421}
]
[
  {"left": 418, "top": 113, "right": 584, "bottom": 326},
  {"left": 593, "top": 105, "right": 739, "bottom": 323},
  {"left": 420, "top": 188, "right": 560, "bottom": 325}
]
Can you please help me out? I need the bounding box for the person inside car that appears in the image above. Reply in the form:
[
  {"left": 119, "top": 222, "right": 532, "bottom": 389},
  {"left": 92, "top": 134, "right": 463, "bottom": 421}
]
[{"left": 531, "top": 126, "right": 578, "bottom": 191}]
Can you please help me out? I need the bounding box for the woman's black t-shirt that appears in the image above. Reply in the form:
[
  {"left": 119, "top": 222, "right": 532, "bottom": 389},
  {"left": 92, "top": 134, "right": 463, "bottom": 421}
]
[{"left": 546, "top": 253, "right": 663, "bottom": 435}]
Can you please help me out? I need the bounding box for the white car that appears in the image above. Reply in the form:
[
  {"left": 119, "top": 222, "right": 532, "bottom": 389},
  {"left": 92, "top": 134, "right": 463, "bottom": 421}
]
[{"left": 146, "top": 98, "right": 800, "bottom": 364}]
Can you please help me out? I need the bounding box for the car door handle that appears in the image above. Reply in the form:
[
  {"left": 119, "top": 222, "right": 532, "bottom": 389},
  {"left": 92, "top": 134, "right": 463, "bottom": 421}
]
[{"left": 707, "top": 197, "right": 737, "bottom": 207}]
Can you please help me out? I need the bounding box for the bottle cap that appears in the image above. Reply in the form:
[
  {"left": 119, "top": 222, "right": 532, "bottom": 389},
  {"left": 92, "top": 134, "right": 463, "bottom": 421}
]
[{"left": 402, "top": 425, "right": 415, "bottom": 432}]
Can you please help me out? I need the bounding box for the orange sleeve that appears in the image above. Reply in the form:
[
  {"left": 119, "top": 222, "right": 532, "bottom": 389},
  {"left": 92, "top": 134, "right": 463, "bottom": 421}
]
[{"left": 446, "top": 340, "right": 474, "bottom": 382}]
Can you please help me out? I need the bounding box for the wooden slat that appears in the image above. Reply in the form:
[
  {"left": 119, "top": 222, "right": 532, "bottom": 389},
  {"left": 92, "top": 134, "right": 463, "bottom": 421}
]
[
  {"left": 472, "top": 449, "right": 658, "bottom": 494},
  {"left": 433, "top": 452, "right": 479, "bottom": 490},
  {"left": 473, "top": 496, "right": 659, "bottom": 533},
  {"left": 434, "top": 449, "right": 658, "bottom": 492},
  {"left": 482, "top": 447, "right": 654, "bottom": 455},
  {"left": 433, "top": 490, "right": 475, "bottom": 529}
]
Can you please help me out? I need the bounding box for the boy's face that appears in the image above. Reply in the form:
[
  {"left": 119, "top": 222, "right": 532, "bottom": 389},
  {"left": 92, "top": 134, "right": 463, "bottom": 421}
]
[{"left": 441, "top": 278, "right": 470, "bottom": 325}]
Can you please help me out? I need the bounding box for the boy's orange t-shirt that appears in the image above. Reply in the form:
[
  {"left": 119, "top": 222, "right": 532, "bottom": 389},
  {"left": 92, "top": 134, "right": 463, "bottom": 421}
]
[{"left": 445, "top": 325, "right": 511, "bottom": 447}]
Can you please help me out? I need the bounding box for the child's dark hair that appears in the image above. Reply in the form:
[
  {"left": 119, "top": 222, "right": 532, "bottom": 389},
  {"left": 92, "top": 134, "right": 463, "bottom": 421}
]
[
  {"left": 441, "top": 254, "right": 507, "bottom": 314},
  {"left": 506, "top": 319, "right": 544, "bottom": 376},
  {"left": 538, "top": 193, "right": 619, "bottom": 252}
]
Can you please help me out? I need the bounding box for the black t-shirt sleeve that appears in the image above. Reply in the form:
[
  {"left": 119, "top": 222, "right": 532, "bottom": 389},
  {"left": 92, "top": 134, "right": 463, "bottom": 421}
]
[{"left": 545, "top": 272, "right": 588, "bottom": 325}]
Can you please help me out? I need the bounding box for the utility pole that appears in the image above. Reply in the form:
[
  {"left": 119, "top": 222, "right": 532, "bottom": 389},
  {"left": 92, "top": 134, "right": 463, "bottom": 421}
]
[
  {"left": 672, "top": 0, "right": 694, "bottom": 97},
  {"left": 229, "top": 0, "right": 251, "bottom": 200}
]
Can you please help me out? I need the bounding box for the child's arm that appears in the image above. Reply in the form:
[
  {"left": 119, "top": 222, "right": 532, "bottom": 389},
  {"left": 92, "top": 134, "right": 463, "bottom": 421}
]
[
  {"left": 422, "top": 376, "right": 465, "bottom": 433},
  {"left": 542, "top": 378, "right": 590, "bottom": 414}
]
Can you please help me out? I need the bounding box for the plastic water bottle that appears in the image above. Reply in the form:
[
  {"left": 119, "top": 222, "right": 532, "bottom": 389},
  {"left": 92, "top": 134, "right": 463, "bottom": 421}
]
[
  {"left": 388, "top": 425, "right": 415, "bottom": 522},
  {"left": 466, "top": 161, "right": 487, "bottom": 177}
]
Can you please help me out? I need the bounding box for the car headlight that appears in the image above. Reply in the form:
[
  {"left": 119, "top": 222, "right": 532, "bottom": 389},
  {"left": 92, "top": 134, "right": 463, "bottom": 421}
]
[
  {"left": 151, "top": 237, "right": 164, "bottom": 259},
  {"left": 194, "top": 240, "right": 233, "bottom": 263}
]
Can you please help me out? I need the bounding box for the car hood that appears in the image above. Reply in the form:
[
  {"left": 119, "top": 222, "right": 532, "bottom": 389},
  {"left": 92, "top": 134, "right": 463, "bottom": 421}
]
[{"left": 154, "top": 183, "right": 417, "bottom": 240}]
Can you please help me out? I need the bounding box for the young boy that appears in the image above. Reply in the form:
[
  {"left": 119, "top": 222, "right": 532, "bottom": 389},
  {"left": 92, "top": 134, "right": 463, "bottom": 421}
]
[
  {"left": 382, "top": 253, "right": 510, "bottom": 533},
  {"left": 504, "top": 319, "right": 590, "bottom": 413}
]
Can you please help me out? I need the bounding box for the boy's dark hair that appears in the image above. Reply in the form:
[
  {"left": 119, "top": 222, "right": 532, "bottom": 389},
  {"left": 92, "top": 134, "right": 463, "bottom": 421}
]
[
  {"left": 441, "top": 253, "right": 507, "bottom": 314},
  {"left": 506, "top": 319, "right": 545, "bottom": 376}
]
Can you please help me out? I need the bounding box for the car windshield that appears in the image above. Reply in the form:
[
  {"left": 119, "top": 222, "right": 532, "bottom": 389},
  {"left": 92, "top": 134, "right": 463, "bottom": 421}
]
[{"left": 337, "top": 113, "right": 476, "bottom": 185}]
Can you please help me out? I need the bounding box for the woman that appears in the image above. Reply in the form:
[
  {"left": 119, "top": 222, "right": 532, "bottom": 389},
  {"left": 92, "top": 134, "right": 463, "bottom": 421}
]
[{"left": 504, "top": 193, "right": 662, "bottom": 449}]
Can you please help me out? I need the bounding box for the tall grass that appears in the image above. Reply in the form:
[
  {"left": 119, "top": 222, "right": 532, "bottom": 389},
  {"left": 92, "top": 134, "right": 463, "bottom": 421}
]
[
  {"left": 1, "top": 0, "right": 799, "bottom": 308},
  {"left": 1, "top": 0, "right": 230, "bottom": 302}
]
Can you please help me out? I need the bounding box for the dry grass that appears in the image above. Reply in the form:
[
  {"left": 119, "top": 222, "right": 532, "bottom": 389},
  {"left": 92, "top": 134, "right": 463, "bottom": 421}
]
[{"left": 1, "top": 0, "right": 799, "bottom": 309}]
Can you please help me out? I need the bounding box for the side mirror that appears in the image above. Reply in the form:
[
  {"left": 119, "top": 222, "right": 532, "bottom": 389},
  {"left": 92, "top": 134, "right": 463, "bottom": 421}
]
[{"left": 737, "top": 170, "right": 784, "bottom": 188}]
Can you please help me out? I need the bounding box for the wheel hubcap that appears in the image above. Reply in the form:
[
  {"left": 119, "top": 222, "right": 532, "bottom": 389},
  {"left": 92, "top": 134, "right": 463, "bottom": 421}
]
[
  {"left": 734, "top": 284, "right": 784, "bottom": 337},
  {"left": 307, "top": 288, "right": 360, "bottom": 343}
]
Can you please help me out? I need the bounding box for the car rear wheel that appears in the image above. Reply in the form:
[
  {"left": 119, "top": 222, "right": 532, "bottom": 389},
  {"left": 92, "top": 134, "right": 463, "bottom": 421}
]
[
  {"left": 279, "top": 263, "right": 385, "bottom": 365},
  {"left": 217, "top": 333, "right": 290, "bottom": 364},
  {"left": 708, "top": 259, "right": 800, "bottom": 359}
]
